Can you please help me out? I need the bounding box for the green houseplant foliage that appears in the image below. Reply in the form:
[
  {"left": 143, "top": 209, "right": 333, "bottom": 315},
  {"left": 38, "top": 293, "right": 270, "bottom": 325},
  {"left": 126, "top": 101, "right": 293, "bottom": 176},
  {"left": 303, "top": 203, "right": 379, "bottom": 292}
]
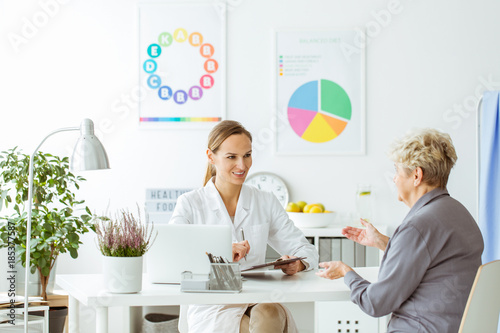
[{"left": 0, "top": 147, "right": 93, "bottom": 300}]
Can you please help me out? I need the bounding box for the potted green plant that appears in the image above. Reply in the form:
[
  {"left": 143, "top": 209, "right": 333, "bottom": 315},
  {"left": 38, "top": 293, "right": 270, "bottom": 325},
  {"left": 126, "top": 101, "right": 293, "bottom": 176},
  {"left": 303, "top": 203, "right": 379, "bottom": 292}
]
[
  {"left": 93, "top": 208, "right": 156, "bottom": 293},
  {"left": 0, "top": 147, "right": 93, "bottom": 331}
]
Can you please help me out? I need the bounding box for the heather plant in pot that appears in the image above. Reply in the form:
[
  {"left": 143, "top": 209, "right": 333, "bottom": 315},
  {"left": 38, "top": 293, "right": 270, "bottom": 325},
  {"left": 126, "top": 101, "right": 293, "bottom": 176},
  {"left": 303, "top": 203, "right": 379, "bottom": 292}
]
[{"left": 93, "top": 208, "right": 156, "bottom": 293}]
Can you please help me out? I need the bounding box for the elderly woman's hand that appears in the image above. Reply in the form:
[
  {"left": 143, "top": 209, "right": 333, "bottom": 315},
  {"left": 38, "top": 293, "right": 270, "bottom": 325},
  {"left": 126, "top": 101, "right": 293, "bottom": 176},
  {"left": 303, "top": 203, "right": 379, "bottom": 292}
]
[
  {"left": 316, "top": 261, "right": 353, "bottom": 280},
  {"left": 342, "top": 219, "right": 389, "bottom": 251}
]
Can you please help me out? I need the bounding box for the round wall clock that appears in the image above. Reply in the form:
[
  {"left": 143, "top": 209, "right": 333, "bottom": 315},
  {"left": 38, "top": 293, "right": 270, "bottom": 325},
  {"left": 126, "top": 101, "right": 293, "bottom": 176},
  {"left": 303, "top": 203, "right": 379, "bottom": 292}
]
[{"left": 245, "top": 172, "right": 289, "bottom": 208}]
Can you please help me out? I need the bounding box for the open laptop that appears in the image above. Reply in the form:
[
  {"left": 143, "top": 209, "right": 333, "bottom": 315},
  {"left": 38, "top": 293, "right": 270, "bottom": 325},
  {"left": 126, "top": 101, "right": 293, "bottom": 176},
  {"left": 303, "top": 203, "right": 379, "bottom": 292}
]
[{"left": 146, "top": 224, "right": 232, "bottom": 284}]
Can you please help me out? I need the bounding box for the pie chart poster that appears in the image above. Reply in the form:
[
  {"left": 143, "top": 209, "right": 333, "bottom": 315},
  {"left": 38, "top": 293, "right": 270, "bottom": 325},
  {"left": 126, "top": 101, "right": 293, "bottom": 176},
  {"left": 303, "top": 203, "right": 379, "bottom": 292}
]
[
  {"left": 138, "top": 4, "right": 225, "bottom": 128},
  {"left": 275, "top": 30, "right": 365, "bottom": 155}
]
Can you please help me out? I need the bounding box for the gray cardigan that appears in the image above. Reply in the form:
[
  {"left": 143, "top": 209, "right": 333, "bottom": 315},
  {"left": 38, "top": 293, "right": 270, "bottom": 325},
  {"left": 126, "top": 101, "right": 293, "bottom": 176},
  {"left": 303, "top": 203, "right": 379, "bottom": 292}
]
[{"left": 344, "top": 188, "right": 484, "bottom": 333}]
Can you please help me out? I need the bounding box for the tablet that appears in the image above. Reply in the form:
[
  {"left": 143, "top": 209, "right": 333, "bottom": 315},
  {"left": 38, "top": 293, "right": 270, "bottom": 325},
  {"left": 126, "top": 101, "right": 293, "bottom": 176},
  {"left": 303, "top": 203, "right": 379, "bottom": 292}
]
[{"left": 240, "top": 257, "right": 307, "bottom": 272}]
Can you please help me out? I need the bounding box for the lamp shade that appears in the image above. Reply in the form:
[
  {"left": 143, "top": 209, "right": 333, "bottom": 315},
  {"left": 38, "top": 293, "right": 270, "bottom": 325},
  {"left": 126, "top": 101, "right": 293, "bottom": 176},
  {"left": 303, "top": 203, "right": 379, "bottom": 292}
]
[{"left": 70, "top": 118, "right": 110, "bottom": 171}]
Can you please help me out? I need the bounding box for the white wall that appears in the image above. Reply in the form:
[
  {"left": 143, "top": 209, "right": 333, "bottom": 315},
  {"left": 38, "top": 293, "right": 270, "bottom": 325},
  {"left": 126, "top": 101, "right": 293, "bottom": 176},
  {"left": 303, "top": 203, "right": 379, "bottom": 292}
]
[{"left": 1, "top": 0, "right": 500, "bottom": 329}]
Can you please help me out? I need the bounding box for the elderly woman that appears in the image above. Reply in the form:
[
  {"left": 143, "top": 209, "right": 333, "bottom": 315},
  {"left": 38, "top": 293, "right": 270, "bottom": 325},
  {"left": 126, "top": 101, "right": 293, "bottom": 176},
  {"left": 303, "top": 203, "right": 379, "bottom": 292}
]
[{"left": 317, "top": 128, "right": 484, "bottom": 332}]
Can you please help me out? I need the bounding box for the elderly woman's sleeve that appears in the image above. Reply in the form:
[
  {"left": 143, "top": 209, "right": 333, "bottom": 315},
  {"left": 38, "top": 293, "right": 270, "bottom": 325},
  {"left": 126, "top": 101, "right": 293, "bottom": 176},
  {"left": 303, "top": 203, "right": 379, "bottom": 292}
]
[{"left": 343, "top": 224, "right": 431, "bottom": 317}]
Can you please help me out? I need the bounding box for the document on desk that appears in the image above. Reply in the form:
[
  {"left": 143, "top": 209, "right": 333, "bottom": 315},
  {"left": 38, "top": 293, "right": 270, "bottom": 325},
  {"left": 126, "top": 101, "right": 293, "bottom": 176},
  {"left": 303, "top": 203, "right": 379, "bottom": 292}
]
[
  {"left": 241, "top": 257, "right": 307, "bottom": 272},
  {"left": 0, "top": 295, "right": 45, "bottom": 308}
]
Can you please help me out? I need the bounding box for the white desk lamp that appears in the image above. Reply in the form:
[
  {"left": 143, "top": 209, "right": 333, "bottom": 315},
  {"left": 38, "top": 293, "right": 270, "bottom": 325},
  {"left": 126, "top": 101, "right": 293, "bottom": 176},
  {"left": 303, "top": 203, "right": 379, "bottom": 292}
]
[{"left": 23, "top": 118, "right": 109, "bottom": 332}]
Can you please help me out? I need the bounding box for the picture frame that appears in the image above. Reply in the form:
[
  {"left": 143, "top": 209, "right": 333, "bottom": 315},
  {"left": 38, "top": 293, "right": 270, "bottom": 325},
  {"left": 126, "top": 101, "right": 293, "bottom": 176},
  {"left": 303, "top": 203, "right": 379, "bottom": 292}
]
[
  {"left": 273, "top": 29, "right": 366, "bottom": 155},
  {"left": 138, "top": 3, "right": 226, "bottom": 129}
]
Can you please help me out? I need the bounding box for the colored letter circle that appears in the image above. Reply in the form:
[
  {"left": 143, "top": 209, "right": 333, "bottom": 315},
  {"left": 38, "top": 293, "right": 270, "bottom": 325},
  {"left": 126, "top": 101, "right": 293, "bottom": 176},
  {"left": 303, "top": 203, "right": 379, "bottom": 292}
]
[
  {"left": 147, "top": 75, "right": 161, "bottom": 89},
  {"left": 147, "top": 44, "right": 161, "bottom": 58},
  {"left": 189, "top": 32, "right": 203, "bottom": 46},
  {"left": 158, "top": 86, "right": 173, "bottom": 100},
  {"left": 174, "top": 90, "right": 188, "bottom": 104},
  {"left": 174, "top": 28, "right": 188, "bottom": 42},
  {"left": 158, "top": 32, "right": 173, "bottom": 47},
  {"left": 200, "top": 43, "right": 214, "bottom": 58},
  {"left": 204, "top": 59, "right": 218, "bottom": 73},
  {"left": 189, "top": 86, "right": 203, "bottom": 100},
  {"left": 200, "top": 75, "right": 214, "bottom": 89},
  {"left": 143, "top": 59, "right": 157, "bottom": 73}
]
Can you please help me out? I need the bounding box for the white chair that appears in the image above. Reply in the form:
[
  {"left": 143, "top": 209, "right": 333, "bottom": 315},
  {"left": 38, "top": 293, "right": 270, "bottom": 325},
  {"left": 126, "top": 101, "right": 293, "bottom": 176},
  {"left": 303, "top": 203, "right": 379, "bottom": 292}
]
[
  {"left": 0, "top": 305, "right": 49, "bottom": 332},
  {"left": 459, "top": 260, "right": 500, "bottom": 333}
]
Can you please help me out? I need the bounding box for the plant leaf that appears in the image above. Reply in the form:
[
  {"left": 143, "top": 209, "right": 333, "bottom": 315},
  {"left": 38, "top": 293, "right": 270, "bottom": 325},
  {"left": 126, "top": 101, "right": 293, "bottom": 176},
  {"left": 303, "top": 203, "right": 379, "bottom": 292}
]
[{"left": 69, "top": 248, "right": 78, "bottom": 259}]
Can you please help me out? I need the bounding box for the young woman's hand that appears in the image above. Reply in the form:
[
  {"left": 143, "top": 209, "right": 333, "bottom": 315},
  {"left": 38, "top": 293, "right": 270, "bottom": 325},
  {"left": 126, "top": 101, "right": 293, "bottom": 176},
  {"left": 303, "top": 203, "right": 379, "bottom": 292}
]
[
  {"left": 232, "top": 240, "right": 250, "bottom": 262},
  {"left": 275, "top": 255, "right": 306, "bottom": 275}
]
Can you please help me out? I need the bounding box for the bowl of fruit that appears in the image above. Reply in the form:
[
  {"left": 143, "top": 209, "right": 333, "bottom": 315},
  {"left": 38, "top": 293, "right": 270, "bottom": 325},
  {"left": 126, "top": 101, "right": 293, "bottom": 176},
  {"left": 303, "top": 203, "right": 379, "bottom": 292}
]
[{"left": 286, "top": 201, "right": 336, "bottom": 228}]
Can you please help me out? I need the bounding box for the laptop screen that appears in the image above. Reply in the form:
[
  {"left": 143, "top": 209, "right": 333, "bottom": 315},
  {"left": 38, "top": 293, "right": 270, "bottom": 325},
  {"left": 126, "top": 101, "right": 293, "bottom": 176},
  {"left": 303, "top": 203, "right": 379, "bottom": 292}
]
[{"left": 146, "top": 224, "right": 232, "bottom": 284}]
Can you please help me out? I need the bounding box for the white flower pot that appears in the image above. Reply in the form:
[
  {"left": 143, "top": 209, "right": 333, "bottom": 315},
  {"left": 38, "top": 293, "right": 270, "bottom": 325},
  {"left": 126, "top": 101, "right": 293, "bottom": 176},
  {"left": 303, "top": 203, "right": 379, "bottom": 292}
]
[{"left": 102, "top": 256, "right": 143, "bottom": 293}]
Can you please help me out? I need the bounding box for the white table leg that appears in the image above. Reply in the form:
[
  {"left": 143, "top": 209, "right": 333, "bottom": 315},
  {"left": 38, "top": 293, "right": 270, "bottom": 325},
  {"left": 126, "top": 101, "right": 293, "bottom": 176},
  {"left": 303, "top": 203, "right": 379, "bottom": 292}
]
[
  {"left": 68, "top": 296, "right": 80, "bottom": 333},
  {"left": 43, "top": 307, "right": 49, "bottom": 333},
  {"left": 95, "top": 307, "right": 108, "bottom": 333}
]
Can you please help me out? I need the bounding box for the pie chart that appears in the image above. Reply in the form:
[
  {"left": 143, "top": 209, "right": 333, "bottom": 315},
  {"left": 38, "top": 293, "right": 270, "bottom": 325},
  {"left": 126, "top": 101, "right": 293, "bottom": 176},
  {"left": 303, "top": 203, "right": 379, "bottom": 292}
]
[{"left": 287, "top": 79, "right": 351, "bottom": 143}]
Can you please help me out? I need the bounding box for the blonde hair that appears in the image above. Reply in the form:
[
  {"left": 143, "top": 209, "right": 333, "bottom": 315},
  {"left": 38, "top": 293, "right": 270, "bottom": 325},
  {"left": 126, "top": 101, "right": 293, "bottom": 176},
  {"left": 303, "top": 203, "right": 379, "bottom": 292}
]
[
  {"left": 388, "top": 128, "right": 457, "bottom": 188},
  {"left": 203, "top": 120, "right": 252, "bottom": 186}
]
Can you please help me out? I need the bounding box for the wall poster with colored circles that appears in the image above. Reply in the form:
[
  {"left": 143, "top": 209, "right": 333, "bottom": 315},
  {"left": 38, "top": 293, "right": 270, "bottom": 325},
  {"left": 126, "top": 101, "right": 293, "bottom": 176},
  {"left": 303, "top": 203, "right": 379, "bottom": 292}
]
[
  {"left": 138, "top": 3, "right": 225, "bottom": 129},
  {"left": 274, "top": 30, "right": 365, "bottom": 155}
]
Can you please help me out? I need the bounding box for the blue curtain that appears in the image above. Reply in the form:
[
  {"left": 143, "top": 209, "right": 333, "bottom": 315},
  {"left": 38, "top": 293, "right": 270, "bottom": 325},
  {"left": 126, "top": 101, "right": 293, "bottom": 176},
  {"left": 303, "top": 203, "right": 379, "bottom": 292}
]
[{"left": 479, "top": 91, "right": 500, "bottom": 264}]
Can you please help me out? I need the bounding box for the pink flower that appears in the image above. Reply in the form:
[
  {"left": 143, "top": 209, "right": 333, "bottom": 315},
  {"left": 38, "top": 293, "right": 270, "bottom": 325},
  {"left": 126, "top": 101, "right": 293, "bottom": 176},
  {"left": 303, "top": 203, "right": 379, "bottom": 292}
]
[{"left": 94, "top": 207, "right": 157, "bottom": 257}]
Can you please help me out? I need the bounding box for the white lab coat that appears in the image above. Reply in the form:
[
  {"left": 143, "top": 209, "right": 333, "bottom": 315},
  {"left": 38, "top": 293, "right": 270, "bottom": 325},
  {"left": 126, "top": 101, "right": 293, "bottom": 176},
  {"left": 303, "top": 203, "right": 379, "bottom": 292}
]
[{"left": 170, "top": 178, "right": 319, "bottom": 333}]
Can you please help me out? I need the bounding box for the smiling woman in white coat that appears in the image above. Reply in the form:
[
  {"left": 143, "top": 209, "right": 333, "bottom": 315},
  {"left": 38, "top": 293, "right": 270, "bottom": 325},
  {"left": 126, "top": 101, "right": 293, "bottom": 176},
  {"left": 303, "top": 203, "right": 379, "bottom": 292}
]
[{"left": 170, "top": 120, "right": 319, "bottom": 333}]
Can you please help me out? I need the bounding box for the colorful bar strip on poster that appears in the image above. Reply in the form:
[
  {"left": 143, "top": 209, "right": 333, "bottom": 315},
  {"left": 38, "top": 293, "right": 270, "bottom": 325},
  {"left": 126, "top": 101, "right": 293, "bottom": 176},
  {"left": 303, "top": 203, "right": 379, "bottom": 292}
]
[{"left": 140, "top": 117, "right": 221, "bottom": 122}]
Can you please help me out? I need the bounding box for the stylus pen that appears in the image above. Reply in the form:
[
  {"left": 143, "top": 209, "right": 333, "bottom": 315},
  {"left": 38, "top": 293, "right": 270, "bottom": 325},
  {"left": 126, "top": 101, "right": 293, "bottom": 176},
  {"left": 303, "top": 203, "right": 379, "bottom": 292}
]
[{"left": 240, "top": 228, "right": 247, "bottom": 261}]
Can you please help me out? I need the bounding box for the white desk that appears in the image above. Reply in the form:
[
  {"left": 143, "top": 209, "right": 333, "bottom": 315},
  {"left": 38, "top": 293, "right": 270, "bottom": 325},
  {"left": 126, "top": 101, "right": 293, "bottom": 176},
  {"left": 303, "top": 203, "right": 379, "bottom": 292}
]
[{"left": 57, "top": 267, "right": 379, "bottom": 333}]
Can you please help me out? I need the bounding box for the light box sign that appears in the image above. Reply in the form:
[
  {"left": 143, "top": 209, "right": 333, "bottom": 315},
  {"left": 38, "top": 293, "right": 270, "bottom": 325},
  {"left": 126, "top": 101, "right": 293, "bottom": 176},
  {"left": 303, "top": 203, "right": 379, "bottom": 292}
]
[
  {"left": 145, "top": 201, "right": 177, "bottom": 213},
  {"left": 145, "top": 188, "right": 194, "bottom": 224},
  {"left": 146, "top": 188, "right": 193, "bottom": 201}
]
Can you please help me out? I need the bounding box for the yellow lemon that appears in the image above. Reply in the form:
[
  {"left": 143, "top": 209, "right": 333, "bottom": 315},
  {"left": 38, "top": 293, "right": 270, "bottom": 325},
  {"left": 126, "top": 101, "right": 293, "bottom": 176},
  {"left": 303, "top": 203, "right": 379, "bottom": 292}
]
[
  {"left": 324, "top": 210, "right": 332, "bottom": 213},
  {"left": 309, "top": 206, "right": 323, "bottom": 213},
  {"left": 286, "top": 202, "right": 300, "bottom": 212},
  {"left": 296, "top": 201, "right": 307, "bottom": 212},
  {"left": 312, "top": 203, "right": 325, "bottom": 211},
  {"left": 303, "top": 204, "right": 314, "bottom": 213}
]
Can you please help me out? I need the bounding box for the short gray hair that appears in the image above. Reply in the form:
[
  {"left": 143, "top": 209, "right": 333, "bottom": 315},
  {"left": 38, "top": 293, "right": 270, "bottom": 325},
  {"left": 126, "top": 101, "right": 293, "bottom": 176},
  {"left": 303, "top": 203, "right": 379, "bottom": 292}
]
[{"left": 388, "top": 128, "right": 457, "bottom": 188}]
